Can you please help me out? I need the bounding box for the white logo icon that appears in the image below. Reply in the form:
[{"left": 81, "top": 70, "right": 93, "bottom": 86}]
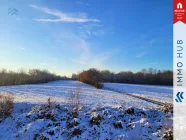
[{"left": 177, "top": 2, "right": 182, "bottom": 9}]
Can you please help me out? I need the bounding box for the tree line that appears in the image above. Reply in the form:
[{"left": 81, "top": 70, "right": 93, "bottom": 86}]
[
  {"left": 101, "top": 68, "right": 173, "bottom": 85},
  {"left": 72, "top": 68, "right": 173, "bottom": 87},
  {"left": 0, "top": 69, "right": 63, "bottom": 86}
]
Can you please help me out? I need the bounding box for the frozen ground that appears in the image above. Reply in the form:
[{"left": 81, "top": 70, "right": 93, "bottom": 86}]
[
  {"left": 0, "top": 80, "right": 173, "bottom": 140},
  {"left": 0, "top": 80, "right": 159, "bottom": 109},
  {"left": 0, "top": 103, "right": 173, "bottom": 140},
  {"left": 104, "top": 83, "right": 173, "bottom": 104}
]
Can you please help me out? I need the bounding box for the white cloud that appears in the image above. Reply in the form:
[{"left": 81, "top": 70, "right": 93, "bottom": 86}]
[{"left": 30, "top": 5, "right": 99, "bottom": 23}]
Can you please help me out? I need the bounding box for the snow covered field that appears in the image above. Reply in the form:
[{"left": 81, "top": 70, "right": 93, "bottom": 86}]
[
  {"left": 104, "top": 83, "right": 173, "bottom": 104},
  {"left": 0, "top": 80, "right": 159, "bottom": 109},
  {"left": 0, "top": 80, "right": 173, "bottom": 140}
]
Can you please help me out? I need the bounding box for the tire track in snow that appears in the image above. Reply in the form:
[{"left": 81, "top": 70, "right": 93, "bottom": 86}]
[{"left": 104, "top": 87, "right": 172, "bottom": 106}]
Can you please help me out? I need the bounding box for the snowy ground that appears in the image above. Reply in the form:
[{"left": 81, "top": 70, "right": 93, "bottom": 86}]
[
  {"left": 0, "top": 80, "right": 173, "bottom": 140},
  {"left": 0, "top": 80, "right": 159, "bottom": 109},
  {"left": 104, "top": 83, "right": 173, "bottom": 104}
]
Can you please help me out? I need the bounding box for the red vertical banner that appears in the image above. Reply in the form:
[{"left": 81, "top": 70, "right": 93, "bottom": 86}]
[{"left": 174, "top": 0, "right": 186, "bottom": 24}]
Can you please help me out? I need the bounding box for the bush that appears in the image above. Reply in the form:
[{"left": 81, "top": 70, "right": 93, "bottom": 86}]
[
  {"left": 90, "top": 113, "right": 103, "bottom": 125},
  {"left": 78, "top": 68, "right": 103, "bottom": 89},
  {"left": 0, "top": 93, "right": 14, "bottom": 119},
  {"left": 29, "top": 98, "right": 58, "bottom": 121}
]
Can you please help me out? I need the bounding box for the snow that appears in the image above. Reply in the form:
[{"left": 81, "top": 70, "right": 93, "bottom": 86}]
[
  {"left": 0, "top": 80, "right": 159, "bottom": 109},
  {"left": 0, "top": 80, "right": 173, "bottom": 140},
  {"left": 104, "top": 83, "right": 173, "bottom": 103},
  {"left": 0, "top": 102, "right": 172, "bottom": 140}
]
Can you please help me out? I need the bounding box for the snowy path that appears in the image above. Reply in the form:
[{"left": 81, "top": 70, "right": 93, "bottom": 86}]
[
  {"left": 104, "top": 83, "right": 173, "bottom": 103},
  {"left": 104, "top": 87, "right": 171, "bottom": 106}
]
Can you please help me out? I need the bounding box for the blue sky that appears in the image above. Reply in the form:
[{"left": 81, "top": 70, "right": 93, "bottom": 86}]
[{"left": 0, "top": 0, "right": 172, "bottom": 76}]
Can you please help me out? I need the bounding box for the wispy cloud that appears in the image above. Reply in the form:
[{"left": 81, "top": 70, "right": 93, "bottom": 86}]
[
  {"left": 54, "top": 31, "right": 116, "bottom": 69},
  {"left": 136, "top": 51, "right": 147, "bottom": 58},
  {"left": 54, "top": 31, "right": 91, "bottom": 63},
  {"left": 78, "top": 24, "right": 104, "bottom": 38},
  {"left": 30, "top": 5, "right": 99, "bottom": 23},
  {"left": 93, "top": 29, "right": 105, "bottom": 36}
]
